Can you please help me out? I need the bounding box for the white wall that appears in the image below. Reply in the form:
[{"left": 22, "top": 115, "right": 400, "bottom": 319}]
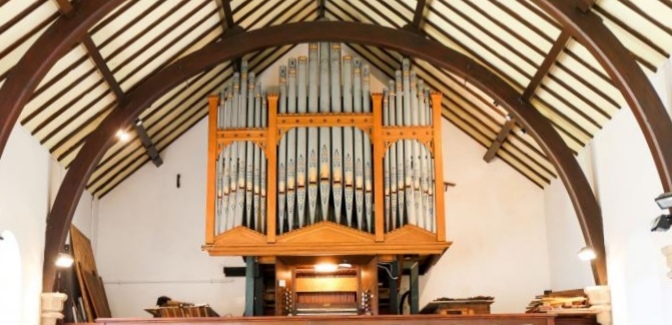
[
  {"left": 0, "top": 124, "right": 98, "bottom": 325},
  {"left": 545, "top": 60, "right": 672, "bottom": 324},
  {"left": 96, "top": 46, "right": 550, "bottom": 317},
  {"left": 419, "top": 119, "right": 549, "bottom": 313},
  {"left": 96, "top": 118, "right": 246, "bottom": 318},
  {"left": 0, "top": 125, "right": 49, "bottom": 325}
]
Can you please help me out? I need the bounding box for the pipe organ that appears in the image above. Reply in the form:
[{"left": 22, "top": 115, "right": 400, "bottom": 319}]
[{"left": 204, "top": 43, "right": 451, "bottom": 315}]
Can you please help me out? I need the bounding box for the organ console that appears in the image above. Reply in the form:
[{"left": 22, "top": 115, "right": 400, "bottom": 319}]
[{"left": 203, "top": 43, "right": 451, "bottom": 315}]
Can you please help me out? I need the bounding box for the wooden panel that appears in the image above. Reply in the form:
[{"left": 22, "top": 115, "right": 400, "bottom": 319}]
[
  {"left": 430, "top": 93, "right": 446, "bottom": 242},
  {"left": 70, "top": 225, "right": 97, "bottom": 321},
  {"left": 206, "top": 95, "right": 218, "bottom": 244},
  {"left": 295, "top": 278, "right": 358, "bottom": 293},
  {"left": 82, "top": 271, "right": 112, "bottom": 318},
  {"left": 371, "top": 93, "right": 384, "bottom": 242}
]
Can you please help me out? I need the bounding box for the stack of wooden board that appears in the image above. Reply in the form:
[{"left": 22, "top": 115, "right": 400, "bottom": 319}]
[{"left": 66, "top": 225, "right": 112, "bottom": 322}]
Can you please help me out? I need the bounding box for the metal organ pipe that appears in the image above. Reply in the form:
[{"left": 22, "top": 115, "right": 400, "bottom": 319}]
[
  {"left": 212, "top": 46, "right": 440, "bottom": 238},
  {"left": 278, "top": 66, "right": 288, "bottom": 234},
  {"left": 342, "top": 55, "right": 354, "bottom": 228},
  {"left": 330, "top": 44, "right": 343, "bottom": 227},
  {"left": 307, "top": 44, "right": 319, "bottom": 226},
  {"left": 318, "top": 43, "right": 331, "bottom": 224},
  {"left": 287, "top": 58, "right": 297, "bottom": 231},
  {"left": 362, "top": 64, "right": 373, "bottom": 233}
]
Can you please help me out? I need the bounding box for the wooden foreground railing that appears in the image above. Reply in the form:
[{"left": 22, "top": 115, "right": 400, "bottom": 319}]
[
  {"left": 93, "top": 313, "right": 599, "bottom": 325},
  {"left": 96, "top": 314, "right": 553, "bottom": 325}
]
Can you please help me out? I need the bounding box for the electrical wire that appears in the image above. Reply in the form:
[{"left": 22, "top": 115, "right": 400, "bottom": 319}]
[{"left": 377, "top": 264, "right": 399, "bottom": 280}]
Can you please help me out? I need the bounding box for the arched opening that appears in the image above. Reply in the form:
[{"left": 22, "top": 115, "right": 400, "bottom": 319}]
[{"left": 0, "top": 231, "right": 23, "bottom": 325}]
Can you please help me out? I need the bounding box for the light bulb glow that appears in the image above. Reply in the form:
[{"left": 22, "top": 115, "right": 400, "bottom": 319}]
[
  {"left": 55, "top": 253, "right": 74, "bottom": 268},
  {"left": 578, "top": 247, "right": 596, "bottom": 261},
  {"left": 116, "top": 130, "right": 130, "bottom": 142},
  {"left": 314, "top": 263, "right": 337, "bottom": 273}
]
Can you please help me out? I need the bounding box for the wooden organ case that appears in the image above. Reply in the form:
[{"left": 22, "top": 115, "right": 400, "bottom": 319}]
[{"left": 203, "top": 43, "right": 451, "bottom": 316}]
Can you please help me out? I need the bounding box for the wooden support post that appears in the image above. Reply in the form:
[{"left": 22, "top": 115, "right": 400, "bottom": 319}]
[
  {"left": 430, "top": 93, "right": 446, "bottom": 242},
  {"left": 266, "top": 95, "right": 279, "bottom": 243},
  {"left": 371, "top": 93, "right": 385, "bottom": 242},
  {"left": 408, "top": 260, "right": 419, "bottom": 314},
  {"left": 206, "top": 95, "right": 219, "bottom": 245}
]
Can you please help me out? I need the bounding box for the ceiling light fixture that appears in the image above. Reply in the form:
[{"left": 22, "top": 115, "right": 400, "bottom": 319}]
[
  {"left": 116, "top": 129, "right": 130, "bottom": 142},
  {"left": 577, "top": 246, "right": 596, "bottom": 261}
]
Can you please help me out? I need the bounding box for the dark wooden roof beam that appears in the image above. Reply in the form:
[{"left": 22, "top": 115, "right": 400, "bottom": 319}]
[
  {"left": 483, "top": 120, "right": 515, "bottom": 162},
  {"left": 0, "top": 0, "right": 124, "bottom": 157},
  {"left": 83, "top": 35, "right": 164, "bottom": 168},
  {"left": 576, "top": 0, "right": 595, "bottom": 13},
  {"left": 82, "top": 37, "right": 124, "bottom": 100},
  {"left": 522, "top": 30, "right": 571, "bottom": 101},
  {"left": 318, "top": 0, "right": 326, "bottom": 19},
  {"left": 134, "top": 120, "right": 163, "bottom": 167},
  {"left": 52, "top": 0, "right": 73, "bottom": 15},
  {"left": 214, "top": 0, "right": 243, "bottom": 71},
  {"left": 409, "top": 0, "right": 427, "bottom": 32}
]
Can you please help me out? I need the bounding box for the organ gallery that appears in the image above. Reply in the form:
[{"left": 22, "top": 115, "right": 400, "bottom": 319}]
[{"left": 203, "top": 44, "right": 450, "bottom": 315}]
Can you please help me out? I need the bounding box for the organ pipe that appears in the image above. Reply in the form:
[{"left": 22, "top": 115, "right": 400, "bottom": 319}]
[{"left": 211, "top": 44, "right": 441, "bottom": 237}]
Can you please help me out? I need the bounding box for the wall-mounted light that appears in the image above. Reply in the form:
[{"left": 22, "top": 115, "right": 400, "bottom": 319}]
[
  {"left": 651, "top": 214, "right": 672, "bottom": 232},
  {"left": 578, "top": 246, "right": 596, "bottom": 261},
  {"left": 656, "top": 192, "right": 672, "bottom": 209},
  {"left": 314, "top": 263, "right": 337, "bottom": 273},
  {"left": 55, "top": 253, "right": 74, "bottom": 268},
  {"left": 116, "top": 129, "right": 130, "bottom": 142}
]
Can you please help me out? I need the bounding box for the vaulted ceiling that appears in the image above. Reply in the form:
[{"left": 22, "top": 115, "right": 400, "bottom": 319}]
[{"left": 1, "top": 0, "right": 670, "bottom": 197}]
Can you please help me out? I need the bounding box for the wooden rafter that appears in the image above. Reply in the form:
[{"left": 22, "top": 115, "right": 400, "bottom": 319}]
[
  {"left": 436, "top": 0, "right": 599, "bottom": 134},
  {"left": 54, "top": 0, "right": 163, "bottom": 169},
  {"left": 82, "top": 38, "right": 123, "bottom": 100},
  {"left": 0, "top": 0, "right": 124, "bottom": 157},
  {"left": 52, "top": 0, "right": 73, "bottom": 14},
  {"left": 214, "top": 0, "right": 242, "bottom": 70},
  {"left": 330, "top": 1, "right": 555, "bottom": 184},
  {"left": 483, "top": 120, "right": 516, "bottom": 163},
  {"left": 522, "top": 30, "right": 571, "bottom": 101},
  {"left": 576, "top": 0, "right": 595, "bottom": 13},
  {"left": 83, "top": 37, "right": 163, "bottom": 167},
  {"left": 214, "top": 0, "right": 235, "bottom": 29},
  {"left": 411, "top": 0, "right": 427, "bottom": 30},
  {"left": 43, "top": 22, "right": 603, "bottom": 293},
  {"left": 318, "top": 0, "right": 326, "bottom": 19},
  {"left": 89, "top": 4, "right": 315, "bottom": 195}
]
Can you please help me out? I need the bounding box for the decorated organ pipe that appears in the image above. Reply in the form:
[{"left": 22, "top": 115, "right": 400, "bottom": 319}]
[
  {"left": 209, "top": 44, "right": 443, "bottom": 239},
  {"left": 214, "top": 62, "right": 271, "bottom": 234}
]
